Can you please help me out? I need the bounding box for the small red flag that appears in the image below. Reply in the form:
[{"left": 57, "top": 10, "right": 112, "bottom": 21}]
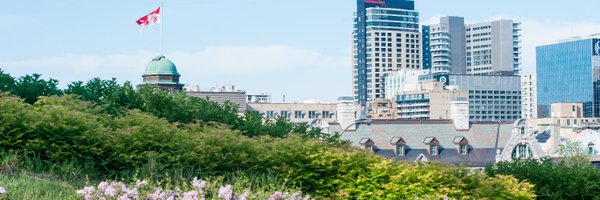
[{"left": 136, "top": 7, "right": 160, "bottom": 31}]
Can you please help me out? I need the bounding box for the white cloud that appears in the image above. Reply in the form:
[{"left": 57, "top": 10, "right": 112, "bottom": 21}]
[
  {"left": 3, "top": 45, "right": 348, "bottom": 75},
  {"left": 170, "top": 45, "right": 348, "bottom": 75},
  {"left": 1, "top": 45, "right": 351, "bottom": 101},
  {"left": 422, "top": 15, "right": 443, "bottom": 26}
]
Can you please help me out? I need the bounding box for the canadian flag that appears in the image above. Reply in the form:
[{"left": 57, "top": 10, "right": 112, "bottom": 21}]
[{"left": 136, "top": 7, "right": 160, "bottom": 31}]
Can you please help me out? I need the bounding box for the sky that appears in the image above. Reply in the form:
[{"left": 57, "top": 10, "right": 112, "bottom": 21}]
[{"left": 1, "top": 0, "right": 599, "bottom": 103}]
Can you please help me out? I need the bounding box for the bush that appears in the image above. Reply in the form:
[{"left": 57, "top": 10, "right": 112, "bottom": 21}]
[
  {"left": 486, "top": 157, "right": 600, "bottom": 200},
  {"left": 0, "top": 93, "right": 537, "bottom": 198}
]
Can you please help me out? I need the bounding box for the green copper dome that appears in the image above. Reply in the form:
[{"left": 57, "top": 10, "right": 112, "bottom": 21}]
[{"left": 144, "top": 55, "right": 180, "bottom": 75}]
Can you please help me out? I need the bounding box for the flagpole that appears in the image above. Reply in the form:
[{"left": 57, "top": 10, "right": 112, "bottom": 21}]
[{"left": 160, "top": 1, "right": 164, "bottom": 56}]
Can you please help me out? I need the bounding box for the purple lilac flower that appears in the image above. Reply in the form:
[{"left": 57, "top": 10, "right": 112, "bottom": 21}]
[
  {"left": 236, "top": 191, "right": 249, "bottom": 200},
  {"left": 104, "top": 184, "right": 118, "bottom": 197},
  {"left": 0, "top": 186, "right": 5, "bottom": 194},
  {"left": 76, "top": 186, "right": 96, "bottom": 200},
  {"left": 97, "top": 182, "right": 109, "bottom": 192},
  {"left": 124, "top": 187, "right": 139, "bottom": 199},
  {"left": 135, "top": 180, "right": 148, "bottom": 188},
  {"left": 218, "top": 185, "right": 233, "bottom": 200},
  {"left": 149, "top": 188, "right": 165, "bottom": 200},
  {"left": 288, "top": 191, "right": 303, "bottom": 200},
  {"left": 117, "top": 194, "right": 131, "bottom": 200},
  {"left": 268, "top": 191, "right": 284, "bottom": 200},
  {"left": 165, "top": 190, "right": 177, "bottom": 200},
  {"left": 114, "top": 182, "right": 128, "bottom": 192},
  {"left": 183, "top": 190, "right": 198, "bottom": 200},
  {"left": 192, "top": 177, "right": 207, "bottom": 190}
]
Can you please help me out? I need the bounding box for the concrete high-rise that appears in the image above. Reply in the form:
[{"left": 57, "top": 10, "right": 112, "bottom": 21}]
[
  {"left": 353, "top": 0, "right": 420, "bottom": 118},
  {"left": 537, "top": 35, "right": 600, "bottom": 117},
  {"left": 521, "top": 74, "right": 537, "bottom": 119},
  {"left": 465, "top": 20, "right": 522, "bottom": 75},
  {"left": 422, "top": 18, "right": 521, "bottom": 75},
  {"left": 422, "top": 16, "right": 466, "bottom": 74}
]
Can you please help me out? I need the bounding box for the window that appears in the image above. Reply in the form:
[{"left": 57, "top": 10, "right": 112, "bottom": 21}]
[
  {"left": 280, "top": 111, "right": 289, "bottom": 119},
  {"left": 430, "top": 144, "right": 438, "bottom": 155},
  {"left": 396, "top": 144, "right": 405, "bottom": 156},
  {"left": 266, "top": 111, "right": 276, "bottom": 119},
  {"left": 322, "top": 111, "right": 331, "bottom": 119},
  {"left": 520, "top": 127, "right": 525, "bottom": 137},
  {"left": 308, "top": 111, "right": 317, "bottom": 119},
  {"left": 512, "top": 144, "right": 532, "bottom": 159},
  {"left": 294, "top": 111, "right": 303, "bottom": 119},
  {"left": 460, "top": 144, "right": 468, "bottom": 155},
  {"left": 589, "top": 143, "right": 595, "bottom": 156}
]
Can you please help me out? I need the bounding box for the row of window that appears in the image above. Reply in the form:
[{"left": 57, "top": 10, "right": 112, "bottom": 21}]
[
  {"left": 364, "top": 142, "right": 468, "bottom": 157},
  {"left": 470, "top": 90, "right": 521, "bottom": 95},
  {"left": 467, "top": 25, "right": 492, "bottom": 31},
  {"left": 264, "top": 110, "right": 334, "bottom": 119},
  {"left": 372, "top": 32, "right": 419, "bottom": 38}
]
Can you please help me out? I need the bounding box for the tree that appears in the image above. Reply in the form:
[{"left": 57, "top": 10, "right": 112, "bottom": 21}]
[
  {"left": 485, "top": 155, "right": 600, "bottom": 199},
  {"left": 13, "top": 74, "right": 62, "bottom": 104},
  {"left": 0, "top": 69, "right": 16, "bottom": 92}
]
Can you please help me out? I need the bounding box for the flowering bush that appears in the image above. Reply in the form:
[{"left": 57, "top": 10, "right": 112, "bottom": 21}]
[
  {"left": 0, "top": 186, "right": 6, "bottom": 198},
  {"left": 76, "top": 178, "right": 311, "bottom": 200}
]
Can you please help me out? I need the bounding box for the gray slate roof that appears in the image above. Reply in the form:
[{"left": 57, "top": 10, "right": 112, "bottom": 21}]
[{"left": 338, "top": 119, "right": 513, "bottom": 167}]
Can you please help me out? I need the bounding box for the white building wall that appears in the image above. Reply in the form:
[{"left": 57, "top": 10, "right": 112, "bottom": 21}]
[{"left": 521, "top": 74, "right": 537, "bottom": 119}]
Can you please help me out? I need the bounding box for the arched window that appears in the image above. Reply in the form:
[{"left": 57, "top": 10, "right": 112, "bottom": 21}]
[
  {"left": 520, "top": 127, "right": 525, "bottom": 137},
  {"left": 589, "top": 143, "right": 595, "bottom": 156},
  {"left": 512, "top": 144, "right": 533, "bottom": 159}
]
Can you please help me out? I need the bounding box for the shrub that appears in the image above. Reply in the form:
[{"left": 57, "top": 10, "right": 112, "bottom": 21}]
[
  {"left": 0, "top": 93, "right": 537, "bottom": 198},
  {"left": 486, "top": 157, "right": 600, "bottom": 200}
]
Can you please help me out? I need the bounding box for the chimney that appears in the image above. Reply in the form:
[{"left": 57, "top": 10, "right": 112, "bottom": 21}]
[
  {"left": 550, "top": 125, "right": 561, "bottom": 154},
  {"left": 450, "top": 98, "right": 469, "bottom": 130},
  {"left": 337, "top": 97, "right": 357, "bottom": 131}
]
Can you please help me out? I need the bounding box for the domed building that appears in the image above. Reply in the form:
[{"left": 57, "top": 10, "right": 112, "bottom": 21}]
[{"left": 142, "top": 55, "right": 184, "bottom": 92}]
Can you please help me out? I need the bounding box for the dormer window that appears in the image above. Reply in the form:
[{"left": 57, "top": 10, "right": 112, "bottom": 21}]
[
  {"left": 423, "top": 137, "right": 439, "bottom": 156},
  {"left": 396, "top": 144, "right": 405, "bottom": 156},
  {"left": 589, "top": 143, "right": 595, "bottom": 156},
  {"left": 453, "top": 136, "right": 469, "bottom": 156},
  {"left": 390, "top": 137, "right": 406, "bottom": 157},
  {"left": 460, "top": 144, "right": 467, "bottom": 155},
  {"left": 430, "top": 144, "right": 438, "bottom": 155},
  {"left": 360, "top": 138, "right": 375, "bottom": 152}
]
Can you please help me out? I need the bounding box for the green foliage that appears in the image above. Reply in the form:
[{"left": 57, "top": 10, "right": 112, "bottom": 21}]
[
  {"left": 0, "top": 70, "right": 330, "bottom": 139},
  {"left": 0, "top": 93, "right": 537, "bottom": 198},
  {"left": 0, "top": 70, "right": 15, "bottom": 92},
  {"left": 12, "top": 74, "right": 62, "bottom": 104},
  {"left": 486, "top": 157, "right": 600, "bottom": 200},
  {"left": 0, "top": 172, "right": 78, "bottom": 200}
]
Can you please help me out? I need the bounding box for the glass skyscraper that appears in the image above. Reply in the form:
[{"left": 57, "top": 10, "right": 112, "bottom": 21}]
[
  {"left": 536, "top": 37, "right": 600, "bottom": 117},
  {"left": 353, "top": 0, "right": 420, "bottom": 117}
]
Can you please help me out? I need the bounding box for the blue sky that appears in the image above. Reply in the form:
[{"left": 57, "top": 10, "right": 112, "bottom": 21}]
[{"left": 1, "top": 0, "right": 599, "bottom": 102}]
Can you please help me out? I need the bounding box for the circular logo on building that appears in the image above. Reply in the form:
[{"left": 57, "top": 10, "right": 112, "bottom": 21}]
[
  {"left": 439, "top": 76, "right": 448, "bottom": 84},
  {"left": 595, "top": 41, "right": 600, "bottom": 55}
]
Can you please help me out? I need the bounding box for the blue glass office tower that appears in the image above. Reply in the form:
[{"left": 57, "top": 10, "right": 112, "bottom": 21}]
[
  {"left": 537, "top": 38, "right": 600, "bottom": 117},
  {"left": 353, "top": 0, "right": 419, "bottom": 118}
]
